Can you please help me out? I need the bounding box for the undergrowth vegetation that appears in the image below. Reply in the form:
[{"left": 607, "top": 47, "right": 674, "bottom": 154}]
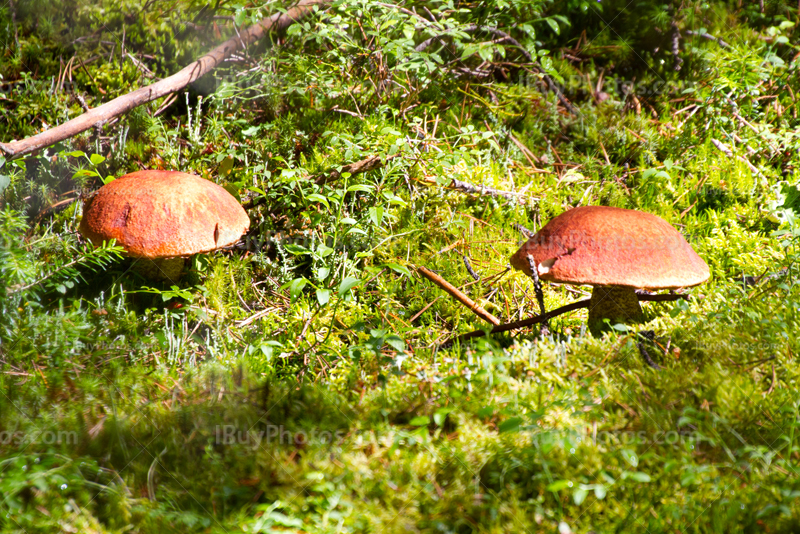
[{"left": 1, "top": 0, "right": 800, "bottom": 532}]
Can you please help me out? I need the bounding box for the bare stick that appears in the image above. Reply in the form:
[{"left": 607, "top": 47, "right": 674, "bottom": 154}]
[
  {"left": 417, "top": 266, "right": 500, "bottom": 326},
  {"left": 684, "top": 30, "right": 730, "bottom": 48},
  {"left": 315, "top": 154, "right": 397, "bottom": 185},
  {"left": 463, "top": 255, "right": 480, "bottom": 281},
  {"left": 452, "top": 291, "right": 690, "bottom": 343},
  {"left": 418, "top": 175, "right": 525, "bottom": 201},
  {"left": 452, "top": 299, "right": 590, "bottom": 343},
  {"left": 0, "top": 0, "right": 327, "bottom": 158}
]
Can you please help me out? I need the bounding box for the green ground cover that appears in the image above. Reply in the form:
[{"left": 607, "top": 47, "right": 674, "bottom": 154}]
[{"left": 1, "top": 0, "right": 800, "bottom": 532}]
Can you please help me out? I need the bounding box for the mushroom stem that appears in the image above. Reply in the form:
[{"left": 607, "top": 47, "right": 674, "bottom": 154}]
[{"left": 588, "top": 286, "right": 643, "bottom": 335}]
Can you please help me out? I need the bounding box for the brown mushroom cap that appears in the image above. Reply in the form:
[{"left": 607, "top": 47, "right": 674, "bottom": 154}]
[
  {"left": 510, "top": 206, "right": 709, "bottom": 289},
  {"left": 79, "top": 170, "right": 250, "bottom": 258}
]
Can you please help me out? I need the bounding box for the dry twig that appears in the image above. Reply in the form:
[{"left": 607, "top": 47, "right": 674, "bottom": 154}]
[{"left": 417, "top": 266, "right": 500, "bottom": 326}]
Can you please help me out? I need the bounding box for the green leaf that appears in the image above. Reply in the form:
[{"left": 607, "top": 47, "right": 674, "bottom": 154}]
[
  {"left": 65, "top": 150, "right": 86, "bottom": 158},
  {"left": 289, "top": 277, "right": 308, "bottom": 302},
  {"left": 368, "top": 206, "right": 384, "bottom": 227},
  {"left": 625, "top": 471, "right": 651, "bottom": 483},
  {"left": 545, "top": 17, "right": 560, "bottom": 35},
  {"left": 347, "top": 184, "right": 373, "bottom": 193},
  {"left": 72, "top": 169, "right": 100, "bottom": 179},
  {"left": 573, "top": 487, "right": 588, "bottom": 505},
  {"left": 594, "top": 484, "right": 607, "bottom": 499},
  {"left": 409, "top": 416, "right": 430, "bottom": 427},
  {"left": 433, "top": 408, "right": 454, "bottom": 427},
  {"left": 385, "top": 335, "right": 405, "bottom": 352},
  {"left": 89, "top": 153, "right": 105, "bottom": 165},
  {"left": 307, "top": 193, "right": 330, "bottom": 209},
  {"left": 621, "top": 449, "right": 638, "bottom": 467},
  {"left": 338, "top": 276, "right": 361, "bottom": 296},
  {"left": 385, "top": 263, "right": 411, "bottom": 278},
  {"left": 546, "top": 480, "right": 572, "bottom": 492},
  {"left": 223, "top": 183, "right": 240, "bottom": 201},
  {"left": 316, "top": 244, "right": 335, "bottom": 258},
  {"left": 316, "top": 288, "right": 330, "bottom": 306},
  {"left": 498, "top": 417, "right": 522, "bottom": 433},
  {"left": 218, "top": 156, "right": 234, "bottom": 177},
  {"left": 284, "top": 244, "right": 311, "bottom": 255},
  {"left": 317, "top": 266, "right": 330, "bottom": 280},
  {"left": 0, "top": 174, "right": 10, "bottom": 194}
]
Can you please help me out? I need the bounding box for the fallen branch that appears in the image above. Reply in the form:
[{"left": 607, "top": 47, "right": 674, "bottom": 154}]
[
  {"left": 417, "top": 266, "right": 501, "bottom": 326},
  {"left": 452, "top": 299, "right": 590, "bottom": 343},
  {"left": 711, "top": 138, "right": 767, "bottom": 183},
  {"left": 418, "top": 175, "right": 525, "bottom": 202},
  {"left": 452, "top": 292, "right": 690, "bottom": 343},
  {"left": 710, "top": 138, "right": 732, "bottom": 157},
  {"left": 684, "top": 30, "right": 730, "bottom": 48},
  {"left": 315, "top": 154, "right": 397, "bottom": 185},
  {"left": 0, "top": 0, "right": 327, "bottom": 158}
]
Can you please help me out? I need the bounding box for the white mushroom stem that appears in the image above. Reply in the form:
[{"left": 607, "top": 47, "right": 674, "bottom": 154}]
[{"left": 588, "top": 286, "right": 643, "bottom": 335}]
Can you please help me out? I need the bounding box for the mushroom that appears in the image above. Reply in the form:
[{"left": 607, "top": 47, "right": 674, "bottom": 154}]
[
  {"left": 510, "top": 206, "right": 709, "bottom": 335},
  {"left": 79, "top": 170, "right": 250, "bottom": 281}
]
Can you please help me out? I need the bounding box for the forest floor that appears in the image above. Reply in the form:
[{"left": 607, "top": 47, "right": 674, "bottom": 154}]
[{"left": 1, "top": 0, "right": 800, "bottom": 532}]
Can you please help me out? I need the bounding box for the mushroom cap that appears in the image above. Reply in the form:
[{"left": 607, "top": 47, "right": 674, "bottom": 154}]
[
  {"left": 79, "top": 170, "right": 250, "bottom": 258},
  {"left": 510, "top": 206, "right": 709, "bottom": 289}
]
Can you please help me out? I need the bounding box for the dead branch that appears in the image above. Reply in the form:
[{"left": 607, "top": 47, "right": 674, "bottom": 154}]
[
  {"left": 684, "top": 30, "right": 730, "bottom": 48},
  {"left": 711, "top": 138, "right": 768, "bottom": 182},
  {"left": 453, "top": 299, "right": 590, "bottom": 343},
  {"left": 418, "top": 175, "right": 526, "bottom": 202},
  {"left": 453, "top": 292, "right": 690, "bottom": 343},
  {"left": 0, "top": 0, "right": 327, "bottom": 159},
  {"left": 417, "top": 266, "right": 501, "bottom": 326},
  {"left": 315, "top": 154, "right": 397, "bottom": 185}
]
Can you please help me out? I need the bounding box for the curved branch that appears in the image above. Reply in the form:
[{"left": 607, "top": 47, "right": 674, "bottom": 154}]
[
  {"left": 0, "top": 0, "right": 327, "bottom": 159},
  {"left": 451, "top": 292, "right": 690, "bottom": 343}
]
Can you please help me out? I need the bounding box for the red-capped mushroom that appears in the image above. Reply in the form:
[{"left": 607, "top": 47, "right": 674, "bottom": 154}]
[
  {"left": 80, "top": 170, "right": 250, "bottom": 280},
  {"left": 510, "top": 206, "right": 709, "bottom": 334}
]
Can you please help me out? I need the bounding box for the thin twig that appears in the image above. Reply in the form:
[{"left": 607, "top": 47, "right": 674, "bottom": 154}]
[
  {"left": 636, "top": 330, "right": 661, "bottom": 370},
  {"left": 684, "top": 30, "right": 730, "bottom": 48},
  {"left": 453, "top": 291, "right": 691, "bottom": 343},
  {"left": 451, "top": 299, "right": 590, "bottom": 344},
  {"left": 417, "top": 266, "right": 500, "bottom": 326},
  {"left": 764, "top": 364, "right": 776, "bottom": 396},
  {"left": 463, "top": 255, "right": 480, "bottom": 281}
]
